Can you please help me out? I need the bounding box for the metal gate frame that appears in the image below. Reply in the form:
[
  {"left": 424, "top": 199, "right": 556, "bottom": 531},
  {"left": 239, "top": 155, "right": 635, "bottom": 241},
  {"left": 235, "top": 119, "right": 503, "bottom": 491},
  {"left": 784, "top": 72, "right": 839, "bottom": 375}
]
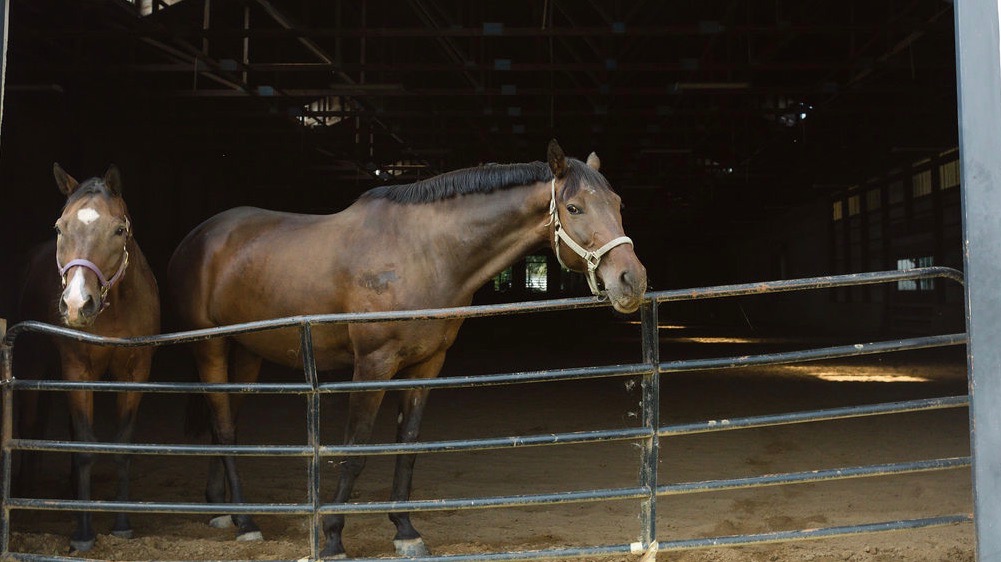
[{"left": 0, "top": 267, "right": 973, "bottom": 561}]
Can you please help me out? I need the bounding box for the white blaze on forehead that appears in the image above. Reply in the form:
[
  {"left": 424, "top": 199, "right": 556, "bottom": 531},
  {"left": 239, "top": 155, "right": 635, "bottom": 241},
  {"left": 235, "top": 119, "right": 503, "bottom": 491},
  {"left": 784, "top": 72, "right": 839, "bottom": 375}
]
[
  {"left": 76, "top": 208, "right": 101, "bottom": 224},
  {"left": 62, "top": 269, "right": 89, "bottom": 312}
]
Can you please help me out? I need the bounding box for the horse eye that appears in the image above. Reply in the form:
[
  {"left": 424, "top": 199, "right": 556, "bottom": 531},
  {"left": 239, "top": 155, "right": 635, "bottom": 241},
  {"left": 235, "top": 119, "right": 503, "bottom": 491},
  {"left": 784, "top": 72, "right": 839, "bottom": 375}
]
[
  {"left": 115, "top": 226, "right": 127, "bottom": 236},
  {"left": 566, "top": 204, "right": 583, "bottom": 215}
]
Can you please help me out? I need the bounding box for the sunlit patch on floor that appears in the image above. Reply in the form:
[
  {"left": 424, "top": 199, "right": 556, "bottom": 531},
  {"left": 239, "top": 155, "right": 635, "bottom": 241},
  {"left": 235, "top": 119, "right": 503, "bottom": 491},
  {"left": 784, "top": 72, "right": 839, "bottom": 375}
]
[
  {"left": 672, "top": 336, "right": 762, "bottom": 344},
  {"left": 778, "top": 364, "right": 931, "bottom": 383}
]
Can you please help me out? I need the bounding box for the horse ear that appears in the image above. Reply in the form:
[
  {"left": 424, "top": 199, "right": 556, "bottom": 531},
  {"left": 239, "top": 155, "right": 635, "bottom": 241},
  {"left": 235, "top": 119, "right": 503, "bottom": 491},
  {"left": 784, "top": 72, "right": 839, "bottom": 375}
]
[
  {"left": 547, "top": 139, "right": 568, "bottom": 179},
  {"left": 53, "top": 163, "right": 79, "bottom": 196},
  {"left": 586, "top": 151, "right": 601, "bottom": 171},
  {"left": 104, "top": 165, "right": 123, "bottom": 195}
]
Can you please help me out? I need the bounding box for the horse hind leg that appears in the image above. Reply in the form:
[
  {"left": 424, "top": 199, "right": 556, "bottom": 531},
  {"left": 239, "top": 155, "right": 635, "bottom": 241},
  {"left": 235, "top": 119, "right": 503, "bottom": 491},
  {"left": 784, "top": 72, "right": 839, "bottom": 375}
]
[
  {"left": 195, "top": 340, "right": 263, "bottom": 541},
  {"left": 387, "top": 353, "right": 445, "bottom": 557}
]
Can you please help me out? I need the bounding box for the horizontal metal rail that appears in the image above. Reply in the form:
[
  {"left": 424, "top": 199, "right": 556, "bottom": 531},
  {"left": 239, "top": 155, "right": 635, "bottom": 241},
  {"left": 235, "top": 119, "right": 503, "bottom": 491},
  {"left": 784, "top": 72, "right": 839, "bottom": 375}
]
[
  {"left": 658, "top": 514, "right": 973, "bottom": 551},
  {"left": 650, "top": 267, "right": 965, "bottom": 303},
  {"left": 10, "top": 395, "right": 969, "bottom": 458},
  {"left": 6, "top": 486, "right": 652, "bottom": 515},
  {"left": 7, "top": 363, "right": 654, "bottom": 393},
  {"left": 11, "top": 427, "right": 654, "bottom": 456},
  {"left": 661, "top": 395, "right": 970, "bottom": 436},
  {"left": 3, "top": 455, "right": 970, "bottom": 518},
  {"left": 6, "top": 333, "right": 964, "bottom": 394},
  {"left": 659, "top": 456, "right": 971, "bottom": 495},
  {"left": 659, "top": 333, "right": 966, "bottom": 372}
]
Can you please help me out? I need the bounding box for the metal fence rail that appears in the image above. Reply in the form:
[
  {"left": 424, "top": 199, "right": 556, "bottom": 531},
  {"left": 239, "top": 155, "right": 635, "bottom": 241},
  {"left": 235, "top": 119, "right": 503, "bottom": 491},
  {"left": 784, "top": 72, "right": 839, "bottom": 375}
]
[{"left": 0, "top": 267, "right": 972, "bottom": 561}]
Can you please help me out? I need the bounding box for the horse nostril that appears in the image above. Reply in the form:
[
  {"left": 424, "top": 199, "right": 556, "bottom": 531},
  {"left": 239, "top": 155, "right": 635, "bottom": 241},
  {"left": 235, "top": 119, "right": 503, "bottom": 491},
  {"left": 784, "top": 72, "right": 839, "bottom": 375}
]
[
  {"left": 82, "top": 295, "right": 99, "bottom": 316},
  {"left": 620, "top": 270, "right": 634, "bottom": 290},
  {"left": 58, "top": 298, "right": 69, "bottom": 316}
]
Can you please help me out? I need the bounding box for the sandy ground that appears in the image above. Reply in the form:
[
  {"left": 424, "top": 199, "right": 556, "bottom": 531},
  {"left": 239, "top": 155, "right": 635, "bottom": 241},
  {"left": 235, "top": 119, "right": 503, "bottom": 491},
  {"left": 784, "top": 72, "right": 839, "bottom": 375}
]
[{"left": 3, "top": 313, "right": 974, "bottom": 561}]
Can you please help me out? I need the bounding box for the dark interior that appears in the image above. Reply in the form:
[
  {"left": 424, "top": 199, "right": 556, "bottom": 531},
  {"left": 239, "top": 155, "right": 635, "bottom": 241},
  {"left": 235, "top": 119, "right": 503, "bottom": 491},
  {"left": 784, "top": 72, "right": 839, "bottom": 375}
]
[{"left": 0, "top": 0, "right": 963, "bottom": 334}]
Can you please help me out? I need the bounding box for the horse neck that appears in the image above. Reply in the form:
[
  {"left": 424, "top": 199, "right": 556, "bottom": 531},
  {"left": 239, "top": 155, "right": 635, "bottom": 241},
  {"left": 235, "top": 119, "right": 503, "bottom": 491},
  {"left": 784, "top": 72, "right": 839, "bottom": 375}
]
[{"left": 418, "top": 181, "right": 552, "bottom": 301}]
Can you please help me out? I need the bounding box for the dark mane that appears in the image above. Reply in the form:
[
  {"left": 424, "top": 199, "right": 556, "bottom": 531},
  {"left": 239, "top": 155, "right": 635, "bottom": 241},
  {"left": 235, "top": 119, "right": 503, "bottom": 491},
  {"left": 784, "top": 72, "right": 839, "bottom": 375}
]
[{"left": 360, "top": 161, "right": 554, "bottom": 204}]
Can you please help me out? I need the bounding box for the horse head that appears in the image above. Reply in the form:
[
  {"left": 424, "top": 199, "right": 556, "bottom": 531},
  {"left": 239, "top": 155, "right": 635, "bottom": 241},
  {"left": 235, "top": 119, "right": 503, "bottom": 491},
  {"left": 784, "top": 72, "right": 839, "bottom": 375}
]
[
  {"left": 546, "top": 140, "right": 648, "bottom": 313},
  {"left": 52, "top": 164, "right": 132, "bottom": 328}
]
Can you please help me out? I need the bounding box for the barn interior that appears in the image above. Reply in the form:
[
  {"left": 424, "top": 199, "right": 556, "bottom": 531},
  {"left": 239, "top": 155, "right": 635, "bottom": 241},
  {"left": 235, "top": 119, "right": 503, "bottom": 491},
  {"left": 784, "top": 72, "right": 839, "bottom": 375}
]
[
  {"left": 0, "top": 0, "right": 964, "bottom": 335},
  {"left": 0, "top": 1, "right": 974, "bottom": 560}
]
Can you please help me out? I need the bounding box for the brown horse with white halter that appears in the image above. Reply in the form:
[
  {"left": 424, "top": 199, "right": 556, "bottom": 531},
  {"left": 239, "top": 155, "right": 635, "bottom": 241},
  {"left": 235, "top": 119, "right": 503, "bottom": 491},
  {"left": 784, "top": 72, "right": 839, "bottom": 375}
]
[
  {"left": 167, "top": 140, "right": 646, "bottom": 557},
  {"left": 17, "top": 165, "right": 160, "bottom": 552}
]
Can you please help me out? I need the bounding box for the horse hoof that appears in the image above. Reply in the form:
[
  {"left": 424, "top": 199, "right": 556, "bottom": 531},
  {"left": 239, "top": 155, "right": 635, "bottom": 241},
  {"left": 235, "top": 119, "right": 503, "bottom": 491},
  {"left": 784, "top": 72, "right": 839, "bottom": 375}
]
[
  {"left": 236, "top": 530, "right": 264, "bottom": 542},
  {"left": 318, "top": 543, "right": 348, "bottom": 559},
  {"left": 111, "top": 529, "right": 135, "bottom": 540},
  {"left": 69, "top": 538, "right": 96, "bottom": 552},
  {"left": 394, "top": 537, "right": 430, "bottom": 557},
  {"left": 209, "top": 515, "right": 235, "bottom": 529}
]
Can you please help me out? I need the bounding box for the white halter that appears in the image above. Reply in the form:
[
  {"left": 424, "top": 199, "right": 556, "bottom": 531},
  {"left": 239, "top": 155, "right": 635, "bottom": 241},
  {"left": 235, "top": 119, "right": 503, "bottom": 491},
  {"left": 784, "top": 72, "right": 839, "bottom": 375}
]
[{"left": 547, "top": 178, "right": 634, "bottom": 296}]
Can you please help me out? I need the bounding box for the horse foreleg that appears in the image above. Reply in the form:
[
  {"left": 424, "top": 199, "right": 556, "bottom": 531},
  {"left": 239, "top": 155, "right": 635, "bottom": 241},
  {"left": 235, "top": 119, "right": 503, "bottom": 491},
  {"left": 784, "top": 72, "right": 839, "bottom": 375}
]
[
  {"left": 320, "top": 388, "right": 388, "bottom": 559},
  {"left": 388, "top": 353, "right": 445, "bottom": 557},
  {"left": 66, "top": 387, "right": 97, "bottom": 552},
  {"left": 109, "top": 388, "right": 141, "bottom": 539}
]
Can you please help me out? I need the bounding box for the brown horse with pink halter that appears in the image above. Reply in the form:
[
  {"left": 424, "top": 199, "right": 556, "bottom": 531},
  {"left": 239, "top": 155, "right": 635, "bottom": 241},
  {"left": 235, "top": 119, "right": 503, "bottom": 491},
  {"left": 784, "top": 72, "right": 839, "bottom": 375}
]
[
  {"left": 167, "top": 140, "right": 646, "bottom": 557},
  {"left": 17, "top": 164, "right": 160, "bottom": 552}
]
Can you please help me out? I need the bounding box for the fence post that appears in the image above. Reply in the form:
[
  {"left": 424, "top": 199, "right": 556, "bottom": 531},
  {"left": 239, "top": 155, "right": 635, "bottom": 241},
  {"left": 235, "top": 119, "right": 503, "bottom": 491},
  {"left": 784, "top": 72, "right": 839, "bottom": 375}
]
[
  {"left": 1, "top": 318, "right": 12, "bottom": 556},
  {"left": 300, "top": 323, "right": 321, "bottom": 561},
  {"left": 954, "top": 1, "right": 1001, "bottom": 559},
  {"left": 639, "top": 302, "right": 660, "bottom": 553},
  {"left": 0, "top": 0, "right": 9, "bottom": 139}
]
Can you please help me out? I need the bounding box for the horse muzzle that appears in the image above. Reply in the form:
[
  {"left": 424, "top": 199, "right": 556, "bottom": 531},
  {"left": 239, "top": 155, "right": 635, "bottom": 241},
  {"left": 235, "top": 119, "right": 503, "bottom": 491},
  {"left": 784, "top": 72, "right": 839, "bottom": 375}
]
[{"left": 598, "top": 252, "right": 648, "bottom": 314}]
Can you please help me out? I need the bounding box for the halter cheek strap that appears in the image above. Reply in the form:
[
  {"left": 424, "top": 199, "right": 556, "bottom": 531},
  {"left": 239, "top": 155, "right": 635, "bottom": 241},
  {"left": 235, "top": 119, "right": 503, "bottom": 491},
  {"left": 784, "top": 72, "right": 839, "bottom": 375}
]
[{"left": 548, "top": 179, "right": 633, "bottom": 296}]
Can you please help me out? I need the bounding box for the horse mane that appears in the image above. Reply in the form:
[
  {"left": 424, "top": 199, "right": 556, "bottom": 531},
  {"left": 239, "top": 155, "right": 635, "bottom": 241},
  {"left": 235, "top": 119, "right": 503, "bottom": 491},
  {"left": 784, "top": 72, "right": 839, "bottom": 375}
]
[
  {"left": 360, "top": 161, "right": 554, "bottom": 204},
  {"left": 65, "top": 178, "right": 117, "bottom": 205}
]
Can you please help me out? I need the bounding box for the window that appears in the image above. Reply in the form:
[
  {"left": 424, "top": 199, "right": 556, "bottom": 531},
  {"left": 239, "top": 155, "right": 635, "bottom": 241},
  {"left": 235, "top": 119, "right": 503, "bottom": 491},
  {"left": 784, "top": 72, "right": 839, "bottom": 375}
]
[
  {"left": 888, "top": 180, "right": 905, "bottom": 204},
  {"left": 847, "top": 194, "right": 860, "bottom": 216},
  {"left": 866, "top": 188, "right": 881, "bottom": 211},
  {"left": 912, "top": 169, "right": 932, "bottom": 198},
  {"left": 493, "top": 267, "right": 512, "bottom": 292},
  {"left": 525, "top": 255, "right": 548, "bottom": 292},
  {"left": 897, "top": 256, "right": 935, "bottom": 291},
  {"left": 939, "top": 159, "right": 960, "bottom": 189},
  {"left": 302, "top": 96, "right": 347, "bottom": 128},
  {"left": 832, "top": 201, "right": 843, "bottom": 221}
]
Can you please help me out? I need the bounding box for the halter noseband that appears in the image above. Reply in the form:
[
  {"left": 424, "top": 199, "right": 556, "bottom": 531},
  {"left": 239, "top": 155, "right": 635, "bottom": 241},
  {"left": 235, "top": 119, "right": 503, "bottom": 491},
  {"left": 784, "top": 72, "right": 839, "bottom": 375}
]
[
  {"left": 56, "top": 220, "right": 131, "bottom": 312},
  {"left": 547, "top": 178, "right": 633, "bottom": 296}
]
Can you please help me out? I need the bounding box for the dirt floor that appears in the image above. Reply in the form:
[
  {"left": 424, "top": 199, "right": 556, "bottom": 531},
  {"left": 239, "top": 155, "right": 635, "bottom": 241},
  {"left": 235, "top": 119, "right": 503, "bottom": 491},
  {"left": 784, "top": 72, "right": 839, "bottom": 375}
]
[{"left": 3, "top": 311, "right": 974, "bottom": 561}]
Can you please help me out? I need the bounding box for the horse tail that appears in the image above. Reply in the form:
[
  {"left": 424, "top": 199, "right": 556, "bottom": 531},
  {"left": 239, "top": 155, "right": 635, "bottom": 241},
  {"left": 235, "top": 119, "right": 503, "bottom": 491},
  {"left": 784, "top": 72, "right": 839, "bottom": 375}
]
[{"left": 184, "top": 393, "right": 212, "bottom": 437}]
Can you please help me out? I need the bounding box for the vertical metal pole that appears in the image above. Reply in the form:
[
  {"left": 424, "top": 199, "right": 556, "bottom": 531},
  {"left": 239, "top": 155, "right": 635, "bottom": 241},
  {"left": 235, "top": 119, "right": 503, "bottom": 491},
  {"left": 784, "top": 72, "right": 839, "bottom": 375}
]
[
  {"left": 0, "top": 0, "right": 9, "bottom": 151},
  {"left": 1, "top": 319, "right": 13, "bottom": 556},
  {"left": 242, "top": 3, "right": 250, "bottom": 85},
  {"left": 639, "top": 301, "right": 659, "bottom": 551},
  {"left": 954, "top": 2, "right": 1001, "bottom": 559},
  {"left": 202, "top": 0, "right": 211, "bottom": 56},
  {"left": 300, "top": 324, "right": 321, "bottom": 561}
]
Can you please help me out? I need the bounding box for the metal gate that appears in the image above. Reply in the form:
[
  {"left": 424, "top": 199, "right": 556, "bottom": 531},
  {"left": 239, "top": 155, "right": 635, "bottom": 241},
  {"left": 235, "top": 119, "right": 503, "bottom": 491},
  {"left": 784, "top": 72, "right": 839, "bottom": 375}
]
[{"left": 0, "top": 267, "right": 972, "bottom": 561}]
